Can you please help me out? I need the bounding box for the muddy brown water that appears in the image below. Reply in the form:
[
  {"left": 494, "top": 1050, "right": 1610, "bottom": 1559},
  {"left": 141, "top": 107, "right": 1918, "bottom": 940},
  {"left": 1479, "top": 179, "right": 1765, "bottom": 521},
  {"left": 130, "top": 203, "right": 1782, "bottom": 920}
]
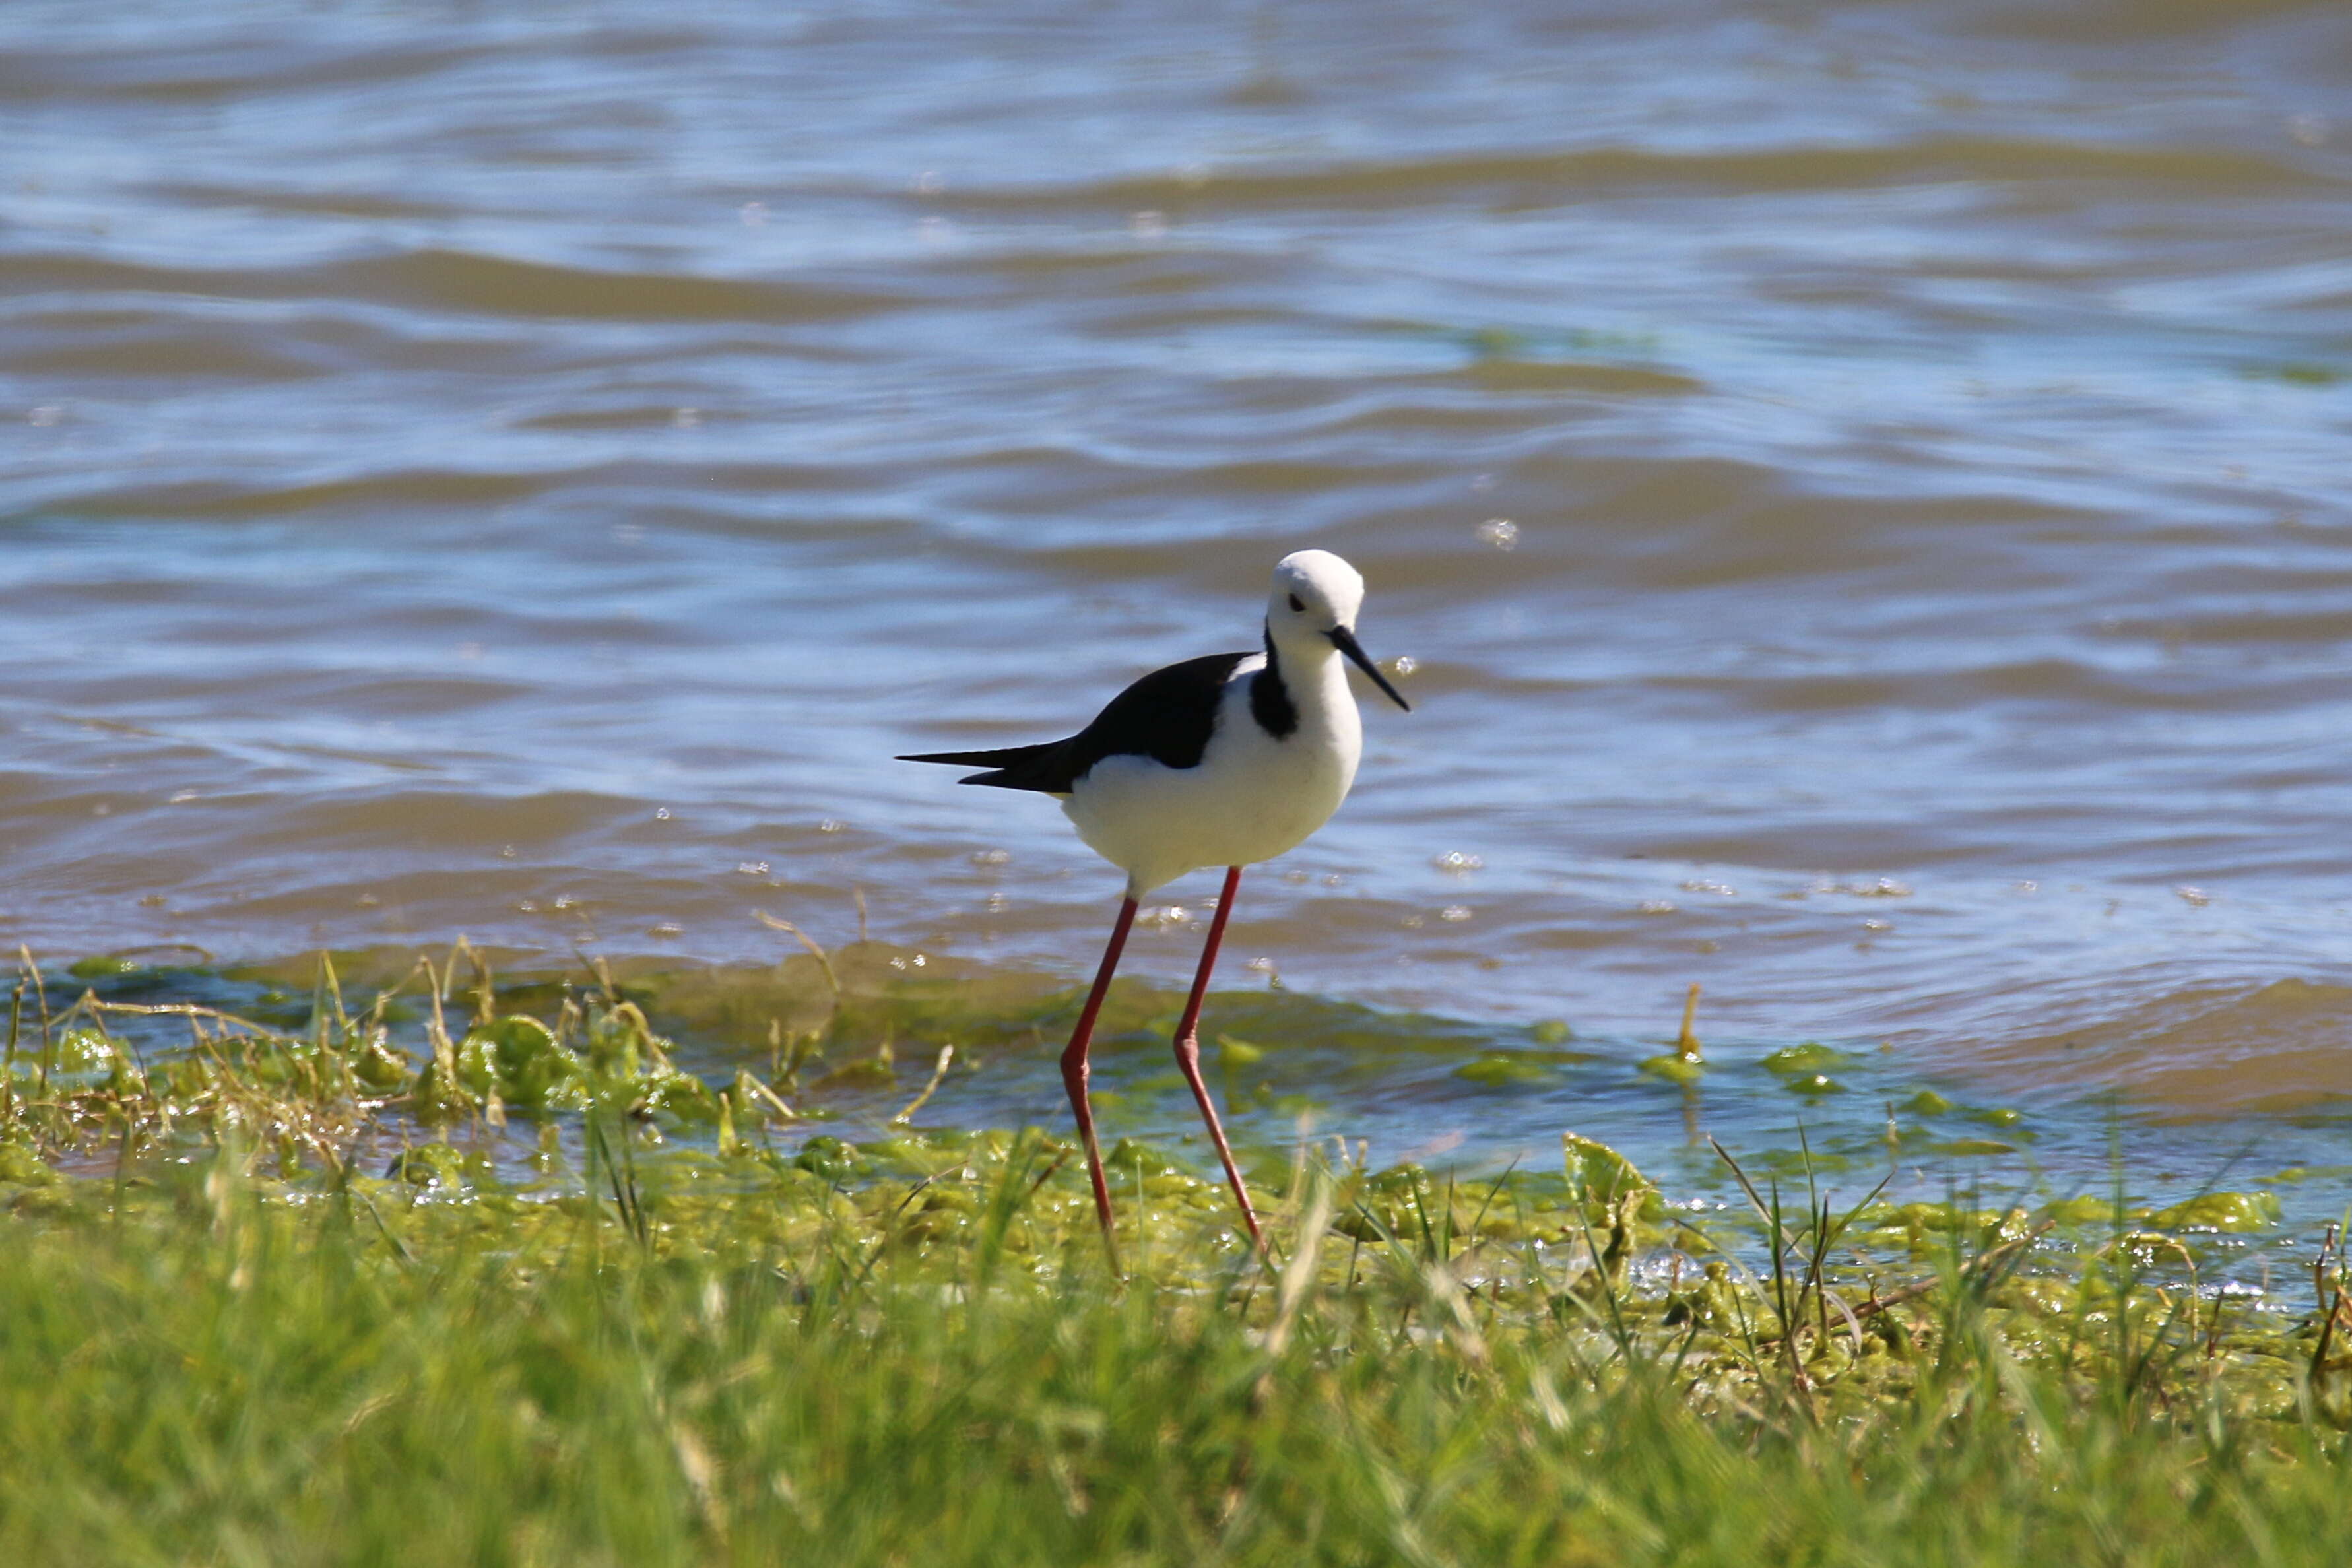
[{"left": 4, "top": 2, "right": 2351, "bottom": 1210}]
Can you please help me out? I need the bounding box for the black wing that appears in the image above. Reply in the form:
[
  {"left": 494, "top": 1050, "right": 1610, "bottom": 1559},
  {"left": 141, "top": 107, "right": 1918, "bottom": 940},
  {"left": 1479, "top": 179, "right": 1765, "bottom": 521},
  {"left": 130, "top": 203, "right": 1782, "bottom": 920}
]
[{"left": 898, "top": 651, "right": 1251, "bottom": 793}]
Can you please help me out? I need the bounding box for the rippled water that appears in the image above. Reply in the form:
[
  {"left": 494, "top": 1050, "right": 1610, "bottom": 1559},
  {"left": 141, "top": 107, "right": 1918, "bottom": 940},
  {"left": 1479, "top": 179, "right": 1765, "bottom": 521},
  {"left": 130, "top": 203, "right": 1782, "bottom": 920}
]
[{"left": 6, "top": 1, "right": 2352, "bottom": 1165}]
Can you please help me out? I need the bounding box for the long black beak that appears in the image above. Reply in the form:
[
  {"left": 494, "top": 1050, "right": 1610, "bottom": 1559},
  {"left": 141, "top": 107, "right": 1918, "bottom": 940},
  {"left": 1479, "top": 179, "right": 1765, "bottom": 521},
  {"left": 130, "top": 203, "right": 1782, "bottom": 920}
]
[{"left": 1328, "top": 626, "right": 1412, "bottom": 711}]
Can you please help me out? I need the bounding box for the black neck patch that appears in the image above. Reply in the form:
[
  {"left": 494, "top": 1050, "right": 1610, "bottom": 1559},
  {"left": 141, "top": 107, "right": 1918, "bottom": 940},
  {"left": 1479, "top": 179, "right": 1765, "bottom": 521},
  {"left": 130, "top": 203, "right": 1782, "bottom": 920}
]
[{"left": 1251, "top": 625, "right": 1299, "bottom": 739}]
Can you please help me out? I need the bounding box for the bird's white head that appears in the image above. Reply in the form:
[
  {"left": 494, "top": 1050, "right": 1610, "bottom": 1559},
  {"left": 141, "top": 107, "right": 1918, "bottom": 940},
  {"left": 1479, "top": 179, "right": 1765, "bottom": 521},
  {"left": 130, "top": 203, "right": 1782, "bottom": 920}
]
[
  {"left": 1268, "top": 549, "right": 1363, "bottom": 637},
  {"left": 1265, "top": 550, "right": 1410, "bottom": 711}
]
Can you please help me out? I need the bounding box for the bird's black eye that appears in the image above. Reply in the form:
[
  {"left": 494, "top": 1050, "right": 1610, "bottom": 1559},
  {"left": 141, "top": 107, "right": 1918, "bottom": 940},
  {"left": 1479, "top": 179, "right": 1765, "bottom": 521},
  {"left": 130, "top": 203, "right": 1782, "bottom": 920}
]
[{"left": 1288, "top": 593, "right": 1305, "bottom": 613}]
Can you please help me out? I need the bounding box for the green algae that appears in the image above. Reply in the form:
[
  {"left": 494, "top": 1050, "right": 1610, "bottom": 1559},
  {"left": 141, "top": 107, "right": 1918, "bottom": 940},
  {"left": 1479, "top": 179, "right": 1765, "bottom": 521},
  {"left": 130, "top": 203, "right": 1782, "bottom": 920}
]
[
  {"left": 1637, "top": 1051, "right": 1705, "bottom": 1085},
  {"left": 1759, "top": 1041, "right": 1848, "bottom": 1076},
  {"left": 65, "top": 955, "right": 144, "bottom": 981},
  {"left": 1453, "top": 1043, "right": 1597, "bottom": 1088},
  {"left": 2042, "top": 1194, "right": 2124, "bottom": 1228},
  {"left": 2243, "top": 361, "right": 2344, "bottom": 387},
  {"left": 1214, "top": 1032, "right": 1266, "bottom": 1068},
  {"left": 2148, "top": 1190, "right": 2283, "bottom": 1233},
  {"left": 387, "top": 1139, "right": 488, "bottom": 1189},
  {"left": 0, "top": 1140, "right": 59, "bottom": 1188},
  {"left": 1935, "top": 1137, "right": 2019, "bottom": 1156},
  {"left": 1561, "top": 1131, "right": 1652, "bottom": 1208},
  {"left": 1455, "top": 1053, "right": 1552, "bottom": 1087},
  {"left": 454, "top": 1014, "right": 583, "bottom": 1108}
]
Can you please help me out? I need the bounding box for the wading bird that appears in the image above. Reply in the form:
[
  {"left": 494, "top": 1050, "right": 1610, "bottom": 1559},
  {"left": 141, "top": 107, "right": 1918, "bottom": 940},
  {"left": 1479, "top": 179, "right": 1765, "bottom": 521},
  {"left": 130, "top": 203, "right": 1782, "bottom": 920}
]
[{"left": 900, "top": 550, "right": 1410, "bottom": 1266}]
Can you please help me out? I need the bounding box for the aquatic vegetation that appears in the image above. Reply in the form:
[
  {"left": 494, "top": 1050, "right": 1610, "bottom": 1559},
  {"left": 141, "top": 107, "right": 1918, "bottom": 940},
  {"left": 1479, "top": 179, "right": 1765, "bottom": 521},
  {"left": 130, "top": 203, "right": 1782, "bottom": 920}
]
[
  {"left": 5, "top": 944, "right": 2352, "bottom": 1561},
  {"left": 1636, "top": 981, "right": 1709, "bottom": 1086},
  {"left": 1454, "top": 1051, "right": 1562, "bottom": 1087}
]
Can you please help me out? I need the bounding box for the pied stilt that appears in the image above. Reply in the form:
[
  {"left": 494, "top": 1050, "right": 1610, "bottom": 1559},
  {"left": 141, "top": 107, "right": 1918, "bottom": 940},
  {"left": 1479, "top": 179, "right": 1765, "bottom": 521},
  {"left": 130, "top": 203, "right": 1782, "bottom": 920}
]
[{"left": 899, "top": 550, "right": 1410, "bottom": 1264}]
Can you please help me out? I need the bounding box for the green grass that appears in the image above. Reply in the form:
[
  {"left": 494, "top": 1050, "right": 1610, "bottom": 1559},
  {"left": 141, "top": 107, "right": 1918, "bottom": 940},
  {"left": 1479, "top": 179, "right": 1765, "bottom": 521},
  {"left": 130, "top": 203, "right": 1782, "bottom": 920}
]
[
  {"left": 1, "top": 1142, "right": 2347, "bottom": 1567},
  {"left": 3, "top": 948, "right": 2351, "bottom": 1564}
]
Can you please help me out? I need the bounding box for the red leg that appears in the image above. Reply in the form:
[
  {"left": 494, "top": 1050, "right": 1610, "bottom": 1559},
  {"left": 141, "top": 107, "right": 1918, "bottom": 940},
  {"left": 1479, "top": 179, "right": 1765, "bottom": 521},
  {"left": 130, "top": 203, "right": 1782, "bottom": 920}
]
[
  {"left": 1061, "top": 894, "right": 1138, "bottom": 1271},
  {"left": 1171, "top": 866, "right": 1267, "bottom": 1258}
]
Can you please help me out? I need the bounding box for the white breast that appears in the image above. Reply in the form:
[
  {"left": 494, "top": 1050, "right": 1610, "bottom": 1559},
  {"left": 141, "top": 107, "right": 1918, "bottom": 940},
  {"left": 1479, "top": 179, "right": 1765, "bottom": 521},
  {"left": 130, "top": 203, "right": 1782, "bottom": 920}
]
[{"left": 1059, "top": 653, "right": 1362, "bottom": 895}]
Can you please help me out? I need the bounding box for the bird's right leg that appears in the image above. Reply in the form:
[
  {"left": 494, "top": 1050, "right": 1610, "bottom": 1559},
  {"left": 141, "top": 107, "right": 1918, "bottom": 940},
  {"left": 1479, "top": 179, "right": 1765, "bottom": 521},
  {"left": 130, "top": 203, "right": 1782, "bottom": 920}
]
[
  {"left": 1061, "top": 894, "right": 1138, "bottom": 1272},
  {"left": 1170, "top": 865, "right": 1267, "bottom": 1260}
]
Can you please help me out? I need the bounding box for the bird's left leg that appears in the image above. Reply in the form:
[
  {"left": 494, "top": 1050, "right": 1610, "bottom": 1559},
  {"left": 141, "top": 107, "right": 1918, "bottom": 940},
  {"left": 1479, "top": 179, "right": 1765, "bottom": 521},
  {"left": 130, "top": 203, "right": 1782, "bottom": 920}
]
[
  {"left": 1170, "top": 865, "right": 1267, "bottom": 1258},
  {"left": 1061, "top": 894, "right": 1138, "bottom": 1273}
]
